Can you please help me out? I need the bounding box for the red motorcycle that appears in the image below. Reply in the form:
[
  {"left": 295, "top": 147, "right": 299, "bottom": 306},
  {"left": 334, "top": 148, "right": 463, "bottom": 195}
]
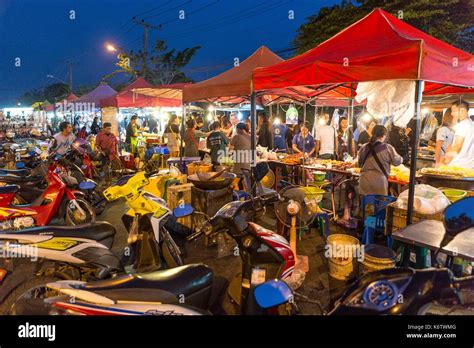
[{"left": 0, "top": 155, "right": 96, "bottom": 230}]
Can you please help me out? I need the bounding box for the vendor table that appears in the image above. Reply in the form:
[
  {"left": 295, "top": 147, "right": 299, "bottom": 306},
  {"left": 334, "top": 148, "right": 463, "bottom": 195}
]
[
  {"left": 392, "top": 220, "right": 474, "bottom": 265},
  {"left": 266, "top": 160, "right": 302, "bottom": 187}
]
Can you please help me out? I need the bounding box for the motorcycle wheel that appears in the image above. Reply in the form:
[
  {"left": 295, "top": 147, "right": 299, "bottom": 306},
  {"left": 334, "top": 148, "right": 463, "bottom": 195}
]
[
  {"left": 65, "top": 198, "right": 96, "bottom": 225},
  {"left": 161, "top": 240, "right": 184, "bottom": 268},
  {"left": 0, "top": 275, "right": 62, "bottom": 315}
]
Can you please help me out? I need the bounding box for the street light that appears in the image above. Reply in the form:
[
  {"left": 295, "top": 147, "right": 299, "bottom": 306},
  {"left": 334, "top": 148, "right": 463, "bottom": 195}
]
[
  {"left": 47, "top": 74, "right": 68, "bottom": 85},
  {"left": 105, "top": 43, "right": 117, "bottom": 52}
]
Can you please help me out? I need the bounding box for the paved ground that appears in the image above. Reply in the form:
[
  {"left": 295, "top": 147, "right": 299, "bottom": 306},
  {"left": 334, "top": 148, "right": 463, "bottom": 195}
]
[{"left": 99, "top": 194, "right": 355, "bottom": 315}]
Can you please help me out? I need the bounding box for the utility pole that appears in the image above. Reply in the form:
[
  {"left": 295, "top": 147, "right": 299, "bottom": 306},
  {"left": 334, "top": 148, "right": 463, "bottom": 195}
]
[
  {"left": 65, "top": 59, "right": 79, "bottom": 92},
  {"left": 131, "top": 17, "right": 161, "bottom": 77}
]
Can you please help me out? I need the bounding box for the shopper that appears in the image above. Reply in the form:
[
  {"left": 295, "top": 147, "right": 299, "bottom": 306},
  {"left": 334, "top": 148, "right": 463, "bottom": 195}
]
[
  {"left": 292, "top": 121, "right": 315, "bottom": 157},
  {"left": 95, "top": 122, "right": 119, "bottom": 167},
  {"left": 443, "top": 100, "right": 473, "bottom": 168},
  {"left": 90, "top": 117, "right": 100, "bottom": 135},
  {"left": 51, "top": 121, "right": 76, "bottom": 155},
  {"left": 229, "top": 123, "right": 251, "bottom": 174},
  {"left": 433, "top": 109, "right": 456, "bottom": 166},
  {"left": 272, "top": 118, "right": 288, "bottom": 152},
  {"left": 357, "top": 118, "right": 377, "bottom": 149},
  {"left": 77, "top": 126, "right": 88, "bottom": 140},
  {"left": 183, "top": 118, "right": 208, "bottom": 158},
  {"left": 358, "top": 125, "right": 403, "bottom": 195},
  {"left": 388, "top": 124, "right": 410, "bottom": 165},
  {"left": 207, "top": 121, "right": 229, "bottom": 167},
  {"left": 125, "top": 115, "right": 139, "bottom": 155},
  {"left": 315, "top": 114, "right": 337, "bottom": 159},
  {"left": 257, "top": 111, "right": 273, "bottom": 149},
  {"left": 164, "top": 115, "right": 181, "bottom": 157}
]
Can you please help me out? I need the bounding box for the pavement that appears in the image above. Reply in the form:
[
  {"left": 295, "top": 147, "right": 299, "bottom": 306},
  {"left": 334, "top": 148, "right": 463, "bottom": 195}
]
[{"left": 99, "top": 197, "right": 355, "bottom": 315}]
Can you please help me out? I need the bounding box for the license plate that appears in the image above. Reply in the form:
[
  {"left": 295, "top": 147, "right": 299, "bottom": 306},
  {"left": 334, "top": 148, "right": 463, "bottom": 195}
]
[{"left": 36, "top": 238, "right": 79, "bottom": 251}]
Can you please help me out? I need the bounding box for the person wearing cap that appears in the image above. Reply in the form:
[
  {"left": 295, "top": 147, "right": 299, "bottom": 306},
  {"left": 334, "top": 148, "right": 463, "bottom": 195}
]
[
  {"left": 96, "top": 122, "right": 119, "bottom": 167},
  {"left": 229, "top": 122, "right": 251, "bottom": 175}
]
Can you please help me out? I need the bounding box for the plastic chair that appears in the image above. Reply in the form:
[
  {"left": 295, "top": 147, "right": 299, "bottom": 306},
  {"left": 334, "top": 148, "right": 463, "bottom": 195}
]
[{"left": 361, "top": 194, "right": 396, "bottom": 245}]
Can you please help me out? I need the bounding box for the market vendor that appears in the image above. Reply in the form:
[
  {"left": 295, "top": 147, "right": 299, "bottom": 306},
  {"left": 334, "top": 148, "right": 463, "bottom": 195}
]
[
  {"left": 164, "top": 115, "right": 181, "bottom": 157},
  {"left": 358, "top": 125, "right": 403, "bottom": 196},
  {"left": 433, "top": 109, "right": 455, "bottom": 166},
  {"left": 442, "top": 100, "right": 473, "bottom": 168},
  {"left": 292, "top": 122, "right": 315, "bottom": 157},
  {"left": 125, "top": 115, "right": 139, "bottom": 155}
]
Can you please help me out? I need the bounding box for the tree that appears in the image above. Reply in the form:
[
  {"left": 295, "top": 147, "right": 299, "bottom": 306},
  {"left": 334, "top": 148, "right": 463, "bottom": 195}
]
[
  {"left": 103, "top": 39, "right": 201, "bottom": 85},
  {"left": 293, "top": 0, "right": 473, "bottom": 55},
  {"left": 17, "top": 82, "right": 69, "bottom": 105}
]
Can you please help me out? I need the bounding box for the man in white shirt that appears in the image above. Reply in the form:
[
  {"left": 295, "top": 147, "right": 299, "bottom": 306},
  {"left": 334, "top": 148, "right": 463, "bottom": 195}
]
[
  {"left": 443, "top": 100, "right": 474, "bottom": 169},
  {"left": 315, "top": 113, "right": 338, "bottom": 160}
]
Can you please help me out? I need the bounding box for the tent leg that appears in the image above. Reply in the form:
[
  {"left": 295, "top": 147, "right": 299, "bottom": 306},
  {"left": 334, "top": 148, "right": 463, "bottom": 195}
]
[
  {"left": 406, "top": 80, "right": 424, "bottom": 225},
  {"left": 348, "top": 84, "right": 355, "bottom": 157},
  {"left": 250, "top": 92, "right": 257, "bottom": 196},
  {"left": 180, "top": 103, "right": 186, "bottom": 171}
]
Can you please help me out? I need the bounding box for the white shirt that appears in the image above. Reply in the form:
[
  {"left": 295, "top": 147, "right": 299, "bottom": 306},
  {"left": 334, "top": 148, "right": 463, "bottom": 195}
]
[
  {"left": 450, "top": 117, "right": 474, "bottom": 168},
  {"left": 436, "top": 126, "right": 454, "bottom": 156},
  {"left": 315, "top": 125, "right": 336, "bottom": 155}
]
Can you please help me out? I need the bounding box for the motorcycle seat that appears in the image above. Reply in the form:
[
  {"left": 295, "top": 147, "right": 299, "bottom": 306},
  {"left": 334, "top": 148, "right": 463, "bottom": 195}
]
[
  {"left": 0, "top": 174, "right": 43, "bottom": 184},
  {"left": 0, "top": 168, "right": 30, "bottom": 177},
  {"left": 0, "top": 222, "right": 116, "bottom": 243},
  {"left": 0, "top": 184, "right": 20, "bottom": 194},
  {"left": 82, "top": 264, "right": 213, "bottom": 300}
]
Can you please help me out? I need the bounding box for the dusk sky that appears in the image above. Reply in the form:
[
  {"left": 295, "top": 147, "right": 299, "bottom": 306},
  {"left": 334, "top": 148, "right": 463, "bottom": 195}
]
[{"left": 0, "top": 0, "right": 339, "bottom": 105}]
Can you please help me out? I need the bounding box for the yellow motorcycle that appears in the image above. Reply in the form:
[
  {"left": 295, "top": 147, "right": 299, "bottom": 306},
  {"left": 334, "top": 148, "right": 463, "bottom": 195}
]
[{"left": 103, "top": 171, "right": 188, "bottom": 272}]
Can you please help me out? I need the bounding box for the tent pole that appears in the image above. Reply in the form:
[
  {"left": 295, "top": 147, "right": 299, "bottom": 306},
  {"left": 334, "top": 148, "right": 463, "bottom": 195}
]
[
  {"left": 406, "top": 80, "right": 424, "bottom": 225},
  {"left": 180, "top": 102, "right": 186, "bottom": 171},
  {"left": 250, "top": 91, "right": 257, "bottom": 196},
  {"left": 302, "top": 102, "right": 307, "bottom": 184},
  {"left": 348, "top": 83, "right": 355, "bottom": 157}
]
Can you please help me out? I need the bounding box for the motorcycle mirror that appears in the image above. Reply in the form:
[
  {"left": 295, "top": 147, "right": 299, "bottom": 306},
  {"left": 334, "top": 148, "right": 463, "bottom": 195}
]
[
  {"left": 443, "top": 197, "right": 474, "bottom": 237},
  {"left": 254, "top": 279, "right": 293, "bottom": 309},
  {"left": 253, "top": 162, "right": 270, "bottom": 183}
]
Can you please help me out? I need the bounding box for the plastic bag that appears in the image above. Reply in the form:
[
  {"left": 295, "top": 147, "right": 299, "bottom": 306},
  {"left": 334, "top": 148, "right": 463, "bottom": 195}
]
[{"left": 396, "top": 184, "right": 449, "bottom": 215}]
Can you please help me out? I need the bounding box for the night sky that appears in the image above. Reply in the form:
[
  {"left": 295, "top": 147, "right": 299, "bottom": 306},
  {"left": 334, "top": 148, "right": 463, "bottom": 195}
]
[{"left": 0, "top": 0, "right": 339, "bottom": 105}]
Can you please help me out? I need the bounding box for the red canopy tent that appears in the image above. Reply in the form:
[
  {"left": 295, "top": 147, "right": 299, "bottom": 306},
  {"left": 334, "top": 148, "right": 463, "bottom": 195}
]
[
  {"left": 252, "top": 8, "right": 474, "bottom": 224},
  {"left": 183, "top": 46, "right": 284, "bottom": 103},
  {"left": 100, "top": 77, "right": 182, "bottom": 108},
  {"left": 253, "top": 9, "right": 473, "bottom": 93}
]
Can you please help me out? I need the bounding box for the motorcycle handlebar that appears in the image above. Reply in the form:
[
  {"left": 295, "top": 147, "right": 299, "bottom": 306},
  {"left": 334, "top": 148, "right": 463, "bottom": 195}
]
[{"left": 145, "top": 170, "right": 160, "bottom": 178}]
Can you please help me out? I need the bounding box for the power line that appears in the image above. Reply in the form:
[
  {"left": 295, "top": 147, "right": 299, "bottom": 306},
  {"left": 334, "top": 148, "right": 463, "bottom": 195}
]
[
  {"left": 131, "top": 0, "right": 175, "bottom": 19},
  {"left": 142, "top": 0, "right": 193, "bottom": 20},
  {"left": 158, "top": 0, "right": 220, "bottom": 26}
]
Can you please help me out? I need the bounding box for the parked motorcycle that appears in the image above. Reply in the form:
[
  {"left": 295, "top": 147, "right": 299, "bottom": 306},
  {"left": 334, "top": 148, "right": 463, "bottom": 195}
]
[
  {"left": 43, "top": 163, "right": 297, "bottom": 316},
  {"left": 328, "top": 196, "right": 474, "bottom": 315},
  {"left": 0, "top": 154, "right": 96, "bottom": 229},
  {"left": 0, "top": 221, "right": 121, "bottom": 315}
]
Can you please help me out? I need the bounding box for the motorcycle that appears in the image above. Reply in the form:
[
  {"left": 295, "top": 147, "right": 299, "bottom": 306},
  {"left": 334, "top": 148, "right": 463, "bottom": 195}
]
[
  {"left": 0, "top": 171, "right": 195, "bottom": 315},
  {"left": 102, "top": 170, "right": 188, "bottom": 271},
  {"left": 328, "top": 196, "right": 474, "bottom": 315},
  {"left": 0, "top": 154, "right": 96, "bottom": 230},
  {"left": 0, "top": 221, "right": 122, "bottom": 315},
  {"left": 43, "top": 163, "right": 297, "bottom": 315}
]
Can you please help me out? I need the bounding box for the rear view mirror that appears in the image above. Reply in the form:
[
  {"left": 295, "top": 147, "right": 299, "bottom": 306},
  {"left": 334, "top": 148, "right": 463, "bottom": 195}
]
[
  {"left": 254, "top": 279, "right": 293, "bottom": 309},
  {"left": 253, "top": 162, "right": 269, "bottom": 182},
  {"left": 444, "top": 197, "right": 474, "bottom": 236}
]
